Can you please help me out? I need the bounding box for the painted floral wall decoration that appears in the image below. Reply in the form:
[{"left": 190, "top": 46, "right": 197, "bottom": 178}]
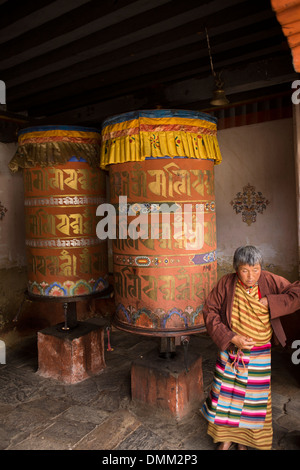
[{"left": 230, "top": 183, "right": 269, "bottom": 226}]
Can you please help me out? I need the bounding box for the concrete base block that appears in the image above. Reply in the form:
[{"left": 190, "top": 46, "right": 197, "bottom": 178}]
[
  {"left": 131, "top": 345, "right": 203, "bottom": 419},
  {"left": 37, "top": 321, "right": 106, "bottom": 384}
]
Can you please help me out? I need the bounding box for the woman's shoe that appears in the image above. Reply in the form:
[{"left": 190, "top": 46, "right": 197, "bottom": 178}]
[
  {"left": 217, "top": 441, "right": 234, "bottom": 450},
  {"left": 237, "top": 444, "right": 248, "bottom": 450}
]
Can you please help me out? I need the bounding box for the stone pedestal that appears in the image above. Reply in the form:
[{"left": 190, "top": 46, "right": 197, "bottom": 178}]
[
  {"left": 131, "top": 344, "right": 203, "bottom": 419},
  {"left": 37, "top": 321, "right": 106, "bottom": 384}
]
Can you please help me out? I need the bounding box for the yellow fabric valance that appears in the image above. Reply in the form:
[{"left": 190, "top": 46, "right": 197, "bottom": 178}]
[
  {"left": 100, "top": 110, "right": 222, "bottom": 169},
  {"left": 9, "top": 126, "right": 101, "bottom": 172}
]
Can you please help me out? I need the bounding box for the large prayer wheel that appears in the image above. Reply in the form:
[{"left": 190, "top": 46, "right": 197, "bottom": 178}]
[
  {"left": 9, "top": 125, "right": 109, "bottom": 298},
  {"left": 100, "top": 110, "right": 222, "bottom": 337}
]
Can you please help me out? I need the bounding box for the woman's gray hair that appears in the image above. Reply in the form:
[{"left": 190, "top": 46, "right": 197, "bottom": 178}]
[{"left": 233, "top": 246, "right": 263, "bottom": 271}]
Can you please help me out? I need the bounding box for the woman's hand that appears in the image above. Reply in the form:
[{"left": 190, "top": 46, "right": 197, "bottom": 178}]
[
  {"left": 231, "top": 334, "right": 255, "bottom": 350},
  {"left": 259, "top": 296, "right": 269, "bottom": 308}
]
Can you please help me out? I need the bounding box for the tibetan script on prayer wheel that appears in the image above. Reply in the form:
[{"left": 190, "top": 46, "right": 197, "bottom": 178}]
[
  {"left": 100, "top": 109, "right": 222, "bottom": 337},
  {"left": 10, "top": 125, "right": 109, "bottom": 297}
]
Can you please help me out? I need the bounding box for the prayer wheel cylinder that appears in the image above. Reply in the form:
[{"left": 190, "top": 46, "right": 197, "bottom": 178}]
[
  {"left": 100, "top": 110, "right": 222, "bottom": 336},
  {"left": 9, "top": 125, "right": 108, "bottom": 297}
]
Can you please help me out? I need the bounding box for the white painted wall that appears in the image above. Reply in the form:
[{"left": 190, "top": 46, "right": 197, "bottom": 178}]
[{"left": 214, "top": 118, "right": 298, "bottom": 281}]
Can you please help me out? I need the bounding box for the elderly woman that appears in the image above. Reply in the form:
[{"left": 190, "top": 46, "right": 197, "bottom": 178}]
[{"left": 201, "top": 245, "right": 300, "bottom": 450}]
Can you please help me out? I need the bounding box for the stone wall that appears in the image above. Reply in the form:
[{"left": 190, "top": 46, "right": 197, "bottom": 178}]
[{"left": 0, "top": 142, "right": 27, "bottom": 331}]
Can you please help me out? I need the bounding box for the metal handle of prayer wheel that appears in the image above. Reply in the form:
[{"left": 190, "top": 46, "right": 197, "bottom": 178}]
[{"left": 62, "top": 302, "right": 70, "bottom": 331}]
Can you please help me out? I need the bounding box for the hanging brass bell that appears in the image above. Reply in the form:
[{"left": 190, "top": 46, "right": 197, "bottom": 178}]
[{"left": 210, "top": 88, "right": 229, "bottom": 106}]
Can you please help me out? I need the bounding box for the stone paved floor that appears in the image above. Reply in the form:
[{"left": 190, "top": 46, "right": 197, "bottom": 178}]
[{"left": 1, "top": 318, "right": 300, "bottom": 451}]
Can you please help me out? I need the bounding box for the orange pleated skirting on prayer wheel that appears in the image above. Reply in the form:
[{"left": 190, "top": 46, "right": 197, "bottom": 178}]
[
  {"left": 100, "top": 109, "right": 222, "bottom": 336},
  {"left": 9, "top": 125, "right": 109, "bottom": 298}
]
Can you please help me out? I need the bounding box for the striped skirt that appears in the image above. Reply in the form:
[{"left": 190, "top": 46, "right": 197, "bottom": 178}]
[{"left": 201, "top": 343, "right": 273, "bottom": 449}]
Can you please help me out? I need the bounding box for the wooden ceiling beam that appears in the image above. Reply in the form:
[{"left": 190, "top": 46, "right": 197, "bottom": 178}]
[
  {"left": 7, "top": 24, "right": 284, "bottom": 105},
  {"left": 0, "top": 0, "right": 92, "bottom": 43},
  {"left": 7, "top": 24, "right": 286, "bottom": 112},
  {"left": 0, "top": 0, "right": 61, "bottom": 29},
  {"left": 0, "top": 0, "right": 252, "bottom": 71},
  {"left": 35, "top": 61, "right": 296, "bottom": 126},
  {"left": 0, "top": 0, "right": 171, "bottom": 68},
  {"left": 9, "top": 46, "right": 291, "bottom": 118},
  {"left": 3, "top": 9, "right": 279, "bottom": 89},
  {"left": 2, "top": 0, "right": 292, "bottom": 120},
  {"left": 4, "top": 1, "right": 279, "bottom": 100}
]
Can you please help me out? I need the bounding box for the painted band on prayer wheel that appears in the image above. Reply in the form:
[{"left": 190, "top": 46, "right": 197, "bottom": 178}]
[
  {"left": 9, "top": 125, "right": 109, "bottom": 297},
  {"left": 100, "top": 110, "right": 222, "bottom": 336}
]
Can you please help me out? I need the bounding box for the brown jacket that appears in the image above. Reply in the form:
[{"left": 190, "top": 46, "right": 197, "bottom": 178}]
[{"left": 202, "top": 270, "right": 300, "bottom": 351}]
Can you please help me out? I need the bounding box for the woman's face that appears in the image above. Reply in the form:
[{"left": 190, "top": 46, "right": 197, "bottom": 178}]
[{"left": 237, "top": 263, "right": 261, "bottom": 287}]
